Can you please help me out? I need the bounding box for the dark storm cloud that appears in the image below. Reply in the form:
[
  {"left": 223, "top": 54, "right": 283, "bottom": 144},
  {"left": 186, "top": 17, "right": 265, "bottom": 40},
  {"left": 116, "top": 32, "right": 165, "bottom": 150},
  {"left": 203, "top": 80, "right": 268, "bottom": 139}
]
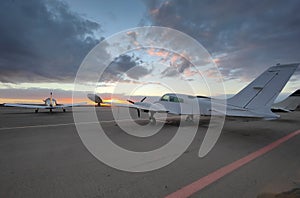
[
  {"left": 101, "top": 54, "right": 153, "bottom": 82},
  {"left": 0, "top": 0, "right": 101, "bottom": 83},
  {"left": 144, "top": 0, "right": 300, "bottom": 80}
]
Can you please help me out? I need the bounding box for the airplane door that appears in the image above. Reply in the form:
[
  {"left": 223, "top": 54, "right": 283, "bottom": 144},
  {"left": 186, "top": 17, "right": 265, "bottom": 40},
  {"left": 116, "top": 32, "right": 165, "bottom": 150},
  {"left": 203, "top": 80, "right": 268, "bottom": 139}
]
[{"left": 180, "top": 96, "right": 199, "bottom": 115}]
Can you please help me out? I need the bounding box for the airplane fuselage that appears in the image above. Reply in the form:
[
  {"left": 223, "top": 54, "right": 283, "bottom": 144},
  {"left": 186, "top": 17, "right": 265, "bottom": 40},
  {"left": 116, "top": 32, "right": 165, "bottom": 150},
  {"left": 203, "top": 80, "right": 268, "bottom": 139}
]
[
  {"left": 153, "top": 93, "right": 279, "bottom": 120},
  {"left": 44, "top": 97, "right": 57, "bottom": 108}
]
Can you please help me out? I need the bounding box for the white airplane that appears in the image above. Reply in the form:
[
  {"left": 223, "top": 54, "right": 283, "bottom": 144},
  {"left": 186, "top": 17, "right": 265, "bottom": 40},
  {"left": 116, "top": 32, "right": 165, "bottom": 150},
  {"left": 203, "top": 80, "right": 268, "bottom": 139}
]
[
  {"left": 272, "top": 89, "right": 300, "bottom": 112},
  {"left": 101, "top": 63, "right": 299, "bottom": 124},
  {"left": 87, "top": 93, "right": 103, "bottom": 106},
  {"left": 4, "top": 92, "right": 86, "bottom": 113}
]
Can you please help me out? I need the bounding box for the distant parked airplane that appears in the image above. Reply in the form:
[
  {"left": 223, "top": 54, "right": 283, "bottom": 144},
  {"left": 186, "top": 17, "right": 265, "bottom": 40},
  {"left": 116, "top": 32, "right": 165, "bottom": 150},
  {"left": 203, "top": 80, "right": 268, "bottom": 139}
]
[
  {"left": 4, "top": 92, "right": 86, "bottom": 113},
  {"left": 272, "top": 89, "right": 300, "bottom": 112},
  {"left": 87, "top": 94, "right": 103, "bottom": 106}
]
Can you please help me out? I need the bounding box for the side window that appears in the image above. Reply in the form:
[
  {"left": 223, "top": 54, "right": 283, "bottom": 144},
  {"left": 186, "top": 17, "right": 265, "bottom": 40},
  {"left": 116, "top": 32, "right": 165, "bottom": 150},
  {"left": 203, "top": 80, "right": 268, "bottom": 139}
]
[
  {"left": 169, "top": 96, "right": 177, "bottom": 102},
  {"left": 169, "top": 96, "right": 184, "bottom": 103}
]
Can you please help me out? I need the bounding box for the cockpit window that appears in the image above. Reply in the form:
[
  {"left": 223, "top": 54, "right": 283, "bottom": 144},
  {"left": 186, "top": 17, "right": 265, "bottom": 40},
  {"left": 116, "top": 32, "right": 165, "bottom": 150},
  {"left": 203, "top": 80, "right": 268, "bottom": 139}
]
[
  {"left": 160, "top": 94, "right": 184, "bottom": 103},
  {"left": 160, "top": 95, "right": 169, "bottom": 101}
]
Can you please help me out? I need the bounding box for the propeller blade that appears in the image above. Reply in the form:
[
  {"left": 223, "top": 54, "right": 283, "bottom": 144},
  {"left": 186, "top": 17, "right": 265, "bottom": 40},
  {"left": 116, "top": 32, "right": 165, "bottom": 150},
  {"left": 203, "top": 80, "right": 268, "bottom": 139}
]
[
  {"left": 127, "top": 99, "right": 135, "bottom": 104},
  {"left": 140, "top": 97, "right": 147, "bottom": 102},
  {"left": 128, "top": 97, "right": 146, "bottom": 104}
]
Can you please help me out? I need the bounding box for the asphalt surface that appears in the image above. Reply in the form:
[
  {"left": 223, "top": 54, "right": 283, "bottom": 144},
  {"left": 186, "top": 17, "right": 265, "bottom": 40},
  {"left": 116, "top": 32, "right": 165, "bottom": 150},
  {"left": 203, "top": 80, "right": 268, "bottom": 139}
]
[{"left": 0, "top": 106, "right": 299, "bottom": 198}]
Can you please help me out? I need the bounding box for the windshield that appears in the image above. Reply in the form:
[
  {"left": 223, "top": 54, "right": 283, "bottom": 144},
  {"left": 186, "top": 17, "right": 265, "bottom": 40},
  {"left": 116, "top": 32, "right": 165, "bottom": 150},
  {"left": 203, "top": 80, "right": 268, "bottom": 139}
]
[{"left": 160, "top": 94, "right": 184, "bottom": 103}]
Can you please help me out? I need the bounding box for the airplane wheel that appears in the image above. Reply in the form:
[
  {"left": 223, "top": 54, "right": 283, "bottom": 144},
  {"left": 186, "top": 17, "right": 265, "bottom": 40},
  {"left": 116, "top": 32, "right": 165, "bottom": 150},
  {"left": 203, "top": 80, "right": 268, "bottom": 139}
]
[
  {"left": 63, "top": 109, "right": 66, "bottom": 112},
  {"left": 50, "top": 109, "right": 52, "bottom": 113},
  {"left": 149, "top": 117, "right": 156, "bottom": 125},
  {"left": 35, "top": 109, "right": 38, "bottom": 113},
  {"left": 185, "top": 115, "right": 194, "bottom": 123}
]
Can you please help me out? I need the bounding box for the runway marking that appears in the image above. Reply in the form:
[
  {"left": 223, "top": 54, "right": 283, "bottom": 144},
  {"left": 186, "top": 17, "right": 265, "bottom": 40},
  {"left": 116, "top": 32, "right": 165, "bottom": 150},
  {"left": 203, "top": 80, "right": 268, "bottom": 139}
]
[
  {"left": 0, "top": 122, "right": 95, "bottom": 131},
  {"left": 0, "top": 118, "right": 166, "bottom": 131},
  {"left": 165, "top": 129, "right": 300, "bottom": 198}
]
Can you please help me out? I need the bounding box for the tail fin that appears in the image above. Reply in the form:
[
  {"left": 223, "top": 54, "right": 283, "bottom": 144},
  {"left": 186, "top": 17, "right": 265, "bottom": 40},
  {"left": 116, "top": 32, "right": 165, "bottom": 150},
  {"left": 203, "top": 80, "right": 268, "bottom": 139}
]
[
  {"left": 50, "top": 92, "right": 53, "bottom": 105},
  {"left": 228, "top": 63, "right": 299, "bottom": 110},
  {"left": 87, "top": 94, "right": 103, "bottom": 106},
  {"left": 272, "top": 89, "right": 300, "bottom": 111}
]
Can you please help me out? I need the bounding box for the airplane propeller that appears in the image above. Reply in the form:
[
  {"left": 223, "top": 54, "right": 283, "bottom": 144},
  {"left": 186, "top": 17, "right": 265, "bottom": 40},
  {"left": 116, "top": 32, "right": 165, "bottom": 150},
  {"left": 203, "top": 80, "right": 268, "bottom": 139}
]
[
  {"left": 140, "top": 97, "right": 147, "bottom": 102},
  {"left": 127, "top": 100, "right": 135, "bottom": 104},
  {"left": 127, "top": 96, "right": 147, "bottom": 104},
  {"left": 127, "top": 97, "right": 147, "bottom": 118}
]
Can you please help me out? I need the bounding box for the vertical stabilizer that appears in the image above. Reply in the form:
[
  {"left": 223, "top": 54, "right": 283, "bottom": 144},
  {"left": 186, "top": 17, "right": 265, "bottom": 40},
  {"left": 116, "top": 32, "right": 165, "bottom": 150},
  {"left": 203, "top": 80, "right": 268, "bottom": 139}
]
[
  {"left": 50, "top": 92, "right": 53, "bottom": 106},
  {"left": 228, "top": 63, "right": 299, "bottom": 110}
]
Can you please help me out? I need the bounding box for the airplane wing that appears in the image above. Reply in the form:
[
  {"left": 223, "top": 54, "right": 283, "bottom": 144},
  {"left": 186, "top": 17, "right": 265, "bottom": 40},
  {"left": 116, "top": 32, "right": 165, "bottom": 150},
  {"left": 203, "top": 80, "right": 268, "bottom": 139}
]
[
  {"left": 109, "top": 102, "right": 168, "bottom": 113},
  {"left": 4, "top": 103, "right": 50, "bottom": 109},
  {"left": 57, "top": 102, "right": 87, "bottom": 108},
  {"left": 5, "top": 102, "right": 87, "bottom": 109}
]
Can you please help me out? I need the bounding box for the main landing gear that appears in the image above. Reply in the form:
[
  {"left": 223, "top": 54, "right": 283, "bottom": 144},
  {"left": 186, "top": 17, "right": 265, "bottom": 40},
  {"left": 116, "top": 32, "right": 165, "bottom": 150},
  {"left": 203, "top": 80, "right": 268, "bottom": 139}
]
[
  {"left": 185, "top": 115, "right": 194, "bottom": 123},
  {"left": 35, "top": 109, "right": 39, "bottom": 113},
  {"left": 149, "top": 111, "right": 156, "bottom": 125}
]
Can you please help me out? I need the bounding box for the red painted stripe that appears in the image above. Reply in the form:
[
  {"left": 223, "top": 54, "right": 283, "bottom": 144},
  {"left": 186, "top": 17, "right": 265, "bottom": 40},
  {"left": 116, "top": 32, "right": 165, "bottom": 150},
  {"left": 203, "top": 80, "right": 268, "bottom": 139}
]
[{"left": 165, "top": 129, "right": 300, "bottom": 198}]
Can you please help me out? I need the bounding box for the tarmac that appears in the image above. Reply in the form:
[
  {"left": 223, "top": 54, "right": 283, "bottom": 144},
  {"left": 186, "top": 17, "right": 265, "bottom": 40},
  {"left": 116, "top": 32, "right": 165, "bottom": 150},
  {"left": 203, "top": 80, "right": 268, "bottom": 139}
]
[{"left": 0, "top": 106, "right": 299, "bottom": 198}]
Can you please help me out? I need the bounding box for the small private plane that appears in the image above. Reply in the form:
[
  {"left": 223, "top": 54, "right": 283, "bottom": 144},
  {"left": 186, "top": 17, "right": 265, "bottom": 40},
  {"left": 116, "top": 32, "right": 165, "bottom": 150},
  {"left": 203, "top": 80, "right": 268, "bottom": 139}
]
[
  {"left": 4, "top": 92, "right": 86, "bottom": 113},
  {"left": 272, "top": 89, "right": 300, "bottom": 112},
  {"left": 92, "top": 63, "right": 299, "bottom": 124}
]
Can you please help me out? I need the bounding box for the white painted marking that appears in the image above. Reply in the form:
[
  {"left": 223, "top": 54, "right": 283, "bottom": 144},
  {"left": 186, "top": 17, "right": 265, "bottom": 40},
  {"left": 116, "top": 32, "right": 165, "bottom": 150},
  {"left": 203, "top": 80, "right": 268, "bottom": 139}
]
[{"left": 0, "top": 119, "right": 166, "bottom": 131}]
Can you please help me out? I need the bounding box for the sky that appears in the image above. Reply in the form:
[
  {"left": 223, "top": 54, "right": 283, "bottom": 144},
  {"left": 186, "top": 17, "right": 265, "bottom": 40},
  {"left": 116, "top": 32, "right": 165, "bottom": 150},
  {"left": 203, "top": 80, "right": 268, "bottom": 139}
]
[{"left": 0, "top": 0, "right": 299, "bottom": 103}]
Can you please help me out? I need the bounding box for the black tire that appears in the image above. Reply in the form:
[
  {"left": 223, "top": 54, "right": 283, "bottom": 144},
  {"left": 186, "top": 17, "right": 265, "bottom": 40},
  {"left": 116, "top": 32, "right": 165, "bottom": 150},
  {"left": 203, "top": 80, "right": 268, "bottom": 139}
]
[
  {"left": 149, "top": 117, "right": 156, "bottom": 125},
  {"left": 185, "top": 115, "right": 194, "bottom": 123}
]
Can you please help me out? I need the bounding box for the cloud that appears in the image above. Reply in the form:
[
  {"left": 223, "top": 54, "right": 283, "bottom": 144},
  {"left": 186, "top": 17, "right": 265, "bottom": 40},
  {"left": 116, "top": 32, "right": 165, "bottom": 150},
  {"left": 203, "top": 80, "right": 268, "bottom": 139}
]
[
  {"left": 161, "top": 58, "right": 192, "bottom": 77},
  {"left": 0, "top": 0, "right": 101, "bottom": 83},
  {"left": 0, "top": 87, "right": 76, "bottom": 100},
  {"left": 0, "top": 87, "right": 161, "bottom": 103},
  {"left": 143, "top": 0, "right": 300, "bottom": 80},
  {"left": 145, "top": 48, "right": 195, "bottom": 78},
  {"left": 101, "top": 54, "right": 153, "bottom": 82}
]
